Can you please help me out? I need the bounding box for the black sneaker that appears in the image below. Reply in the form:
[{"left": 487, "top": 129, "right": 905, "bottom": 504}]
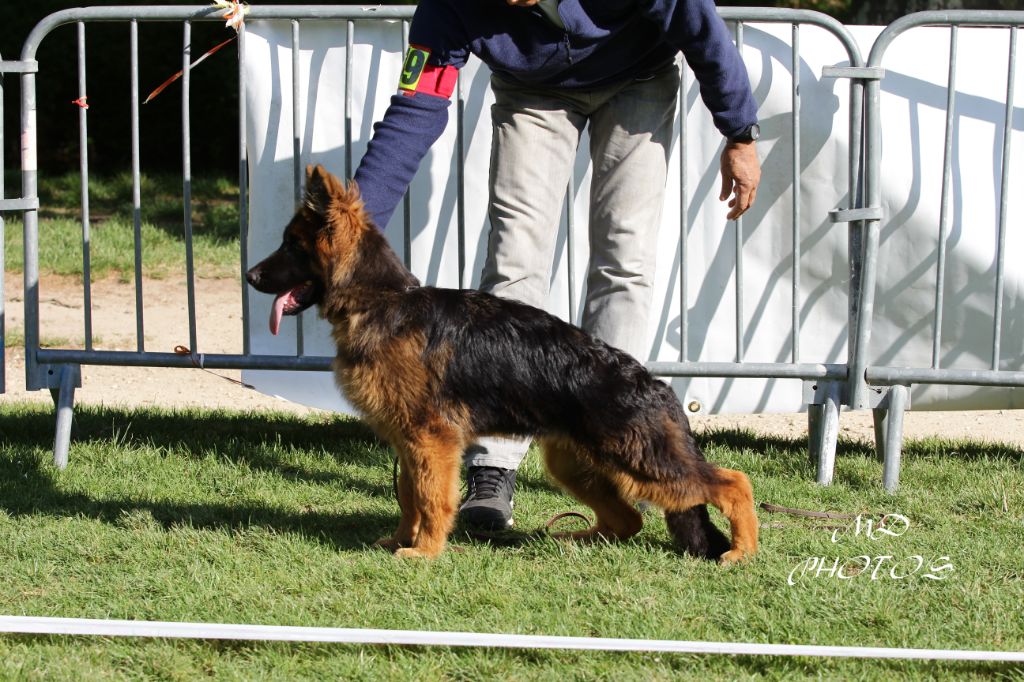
[{"left": 459, "top": 466, "right": 516, "bottom": 530}]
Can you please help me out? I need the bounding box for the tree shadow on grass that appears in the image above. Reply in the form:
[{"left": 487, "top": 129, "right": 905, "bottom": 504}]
[
  {"left": 0, "top": 404, "right": 386, "bottom": 482},
  {"left": 0, "top": 405, "right": 400, "bottom": 551},
  {"left": 2, "top": 404, "right": 1021, "bottom": 555},
  {"left": 0, "top": 457, "right": 398, "bottom": 552},
  {"left": 695, "top": 425, "right": 1024, "bottom": 464}
]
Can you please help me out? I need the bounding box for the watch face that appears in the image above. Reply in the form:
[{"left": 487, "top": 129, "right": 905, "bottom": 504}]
[{"left": 730, "top": 124, "right": 759, "bottom": 143}]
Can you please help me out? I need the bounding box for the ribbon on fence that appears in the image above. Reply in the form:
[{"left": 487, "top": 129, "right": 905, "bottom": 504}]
[
  {"left": 173, "top": 345, "right": 255, "bottom": 390},
  {"left": 144, "top": 1, "right": 249, "bottom": 103}
]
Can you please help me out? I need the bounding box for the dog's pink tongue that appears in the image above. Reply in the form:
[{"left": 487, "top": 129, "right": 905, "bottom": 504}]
[{"left": 270, "top": 293, "right": 289, "bottom": 336}]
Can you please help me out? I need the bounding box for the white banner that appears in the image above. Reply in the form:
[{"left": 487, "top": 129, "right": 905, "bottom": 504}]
[{"left": 242, "top": 21, "right": 1024, "bottom": 415}]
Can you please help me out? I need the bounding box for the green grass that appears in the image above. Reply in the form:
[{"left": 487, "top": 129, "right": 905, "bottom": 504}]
[
  {"left": 4, "top": 172, "right": 240, "bottom": 280},
  {"left": 1, "top": 402, "right": 1022, "bottom": 679},
  {"left": 4, "top": 330, "right": 100, "bottom": 349}
]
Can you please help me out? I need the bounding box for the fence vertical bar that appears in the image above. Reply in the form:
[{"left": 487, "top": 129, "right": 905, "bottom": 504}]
[
  {"left": 565, "top": 77, "right": 576, "bottom": 323},
  {"left": 931, "top": 26, "right": 958, "bottom": 369},
  {"left": 734, "top": 20, "right": 745, "bottom": 362},
  {"left": 291, "top": 20, "right": 302, "bottom": 202},
  {"left": 456, "top": 71, "right": 466, "bottom": 290},
  {"left": 182, "top": 21, "right": 198, "bottom": 353},
  {"left": 565, "top": 179, "right": 577, "bottom": 324},
  {"left": 992, "top": 26, "right": 1016, "bottom": 370},
  {"left": 0, "top": 58, "right": 5, "bottom": 394},
  {"left": 847, "top": 62, "right": 865, "bottom": 204},
  {"left": 791, "top": 23, "right": 802, "bottom": 363},
  {"left": 130, "top": 20, "right": 145, "bottom": 352},
  {"left": 345, "top": 20, "right": 354, "bottom": 178},
  {"left": 401, "top": 20, "right": 412, "bottom": 271},
  {"left": 291, "top": 19, "right": 304, "bottom": 355},
  {"left": 239, "top": 21, "right": 251, "bottom": 355},
  {"left": 679, "top": 64, "right": 688, "bottom": 363},
  {"left": 77, "top": 22, "right": 94, "bottom": 351},
  {"left": 21, "top": 60, "right": 41, "bottom": 390},
  {"left": 846, "top": 73, "right": 865, "bottom": 409},
  {"left": 852, "top": 58, "right": 883, "bottom": 410}
]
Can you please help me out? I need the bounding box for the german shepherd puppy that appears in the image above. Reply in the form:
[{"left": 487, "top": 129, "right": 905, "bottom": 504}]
[{"left": 246, "top": 165, "right": 758, "bottom": 562}]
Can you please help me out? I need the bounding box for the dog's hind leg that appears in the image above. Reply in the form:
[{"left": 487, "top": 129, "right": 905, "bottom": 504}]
[
  {"left": 700, "top": 468, "right": 758, "bottom": 564},
  {"left": 540, "top": 437, "right": 643, "bottom": 542},
  {"left": 664, "top": 506, "right": 731, "bottom": 561},
  {"left": 629, "top": 467, "right": 757, "bottom": 563},
  {"left": 392, "top": 429, "right": 464, "bottom": 559},
  {"left": 374, "top": 452, "right": 420, "bottom": 552}
]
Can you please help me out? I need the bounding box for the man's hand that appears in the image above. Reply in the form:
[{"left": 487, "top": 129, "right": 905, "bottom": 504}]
[{"left": 719, "top": 140, "right": 761, "bottom": 220}]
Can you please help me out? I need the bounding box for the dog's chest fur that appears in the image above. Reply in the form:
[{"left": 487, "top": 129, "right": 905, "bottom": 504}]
[{"left": 325, "top": 291, "right": 462, "bottom": 439}]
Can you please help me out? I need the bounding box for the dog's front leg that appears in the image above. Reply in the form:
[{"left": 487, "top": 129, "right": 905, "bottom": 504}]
[
  {"left": 393, "top": 432, "right": 463, "bottom": 559},
  {"left": 374, "top": 451, "right": 420, "bottom": 552}
]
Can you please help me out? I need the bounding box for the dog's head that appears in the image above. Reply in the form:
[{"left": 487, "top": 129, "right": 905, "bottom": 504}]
[{"left": 246, "top": 164, "right": 371, "bottom": 335}]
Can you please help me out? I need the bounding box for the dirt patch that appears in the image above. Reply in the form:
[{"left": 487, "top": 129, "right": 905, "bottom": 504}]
[
  {"left": 4, "top": 274, "right": 1024, "bottom": 446},
  {"left": 3, "top": 273, "right": 318, "bottom": 416}
]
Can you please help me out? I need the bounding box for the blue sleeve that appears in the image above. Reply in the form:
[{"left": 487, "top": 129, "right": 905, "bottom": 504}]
[
  {"left": 642, "top": 0, "right": 758, "bottom": 137},
  {"left": 352, "top": 0, "right": 466, "bottom": 230},
  {"left": 353, "top": 93, "right": 451, "bottom": 230}
]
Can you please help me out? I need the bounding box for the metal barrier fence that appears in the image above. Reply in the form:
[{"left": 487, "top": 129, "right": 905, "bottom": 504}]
[
  {"left": 854, "top": 11, "right": 1024, "bottom": 490},
  {"left": 2, "top": 5, "right": 867, "bottom": 472},
  {"left": 1, "top": 49, "right": 6, "bottom": 396}
]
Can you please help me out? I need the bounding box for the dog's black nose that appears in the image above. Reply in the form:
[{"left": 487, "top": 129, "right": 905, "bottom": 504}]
[{"left": 245, "top": 268, "right": 261, "bottom": 287}]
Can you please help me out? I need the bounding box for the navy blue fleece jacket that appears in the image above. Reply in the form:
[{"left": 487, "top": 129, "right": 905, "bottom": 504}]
[{"left": 353, "top": 0, "right": 759, "bottom": 230}]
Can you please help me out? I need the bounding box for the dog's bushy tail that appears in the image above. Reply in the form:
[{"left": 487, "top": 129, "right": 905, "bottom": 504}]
[{"left": 665, "top": 505, "right": 731, "bottom": 561}]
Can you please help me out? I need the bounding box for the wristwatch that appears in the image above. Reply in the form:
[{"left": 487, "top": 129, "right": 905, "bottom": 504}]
[{"left": 728, "top": 123, "right": 760, "bottom": 143}]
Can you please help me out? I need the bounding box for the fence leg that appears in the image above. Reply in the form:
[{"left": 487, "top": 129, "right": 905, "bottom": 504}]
[
  {"left": 808, "top": 404, "right": 823, "bottom": 464},
  {"left": 879, "top": 385, "right": 909, "bottom": 493},
  {"left": 807, "top": 381, "right": 842, "bottom": 485},
  {"left": 51, "top": 365, "right": 80, "bottom": 469},
  {"left": 872, "top": 406, "right": 887, "bottom": 460}
]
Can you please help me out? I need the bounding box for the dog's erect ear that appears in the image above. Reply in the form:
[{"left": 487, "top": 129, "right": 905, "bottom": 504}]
[
  {"left": 343, "top": 179, "right": 362, "bottom": 204},
  {"left": 304, "top": 164, "right": 343, "bottom": 218}
]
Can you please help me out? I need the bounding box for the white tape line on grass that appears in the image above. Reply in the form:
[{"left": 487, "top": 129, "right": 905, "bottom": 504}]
[{"left": 2, "top": 616, "right": 1024, "bottom": 661}]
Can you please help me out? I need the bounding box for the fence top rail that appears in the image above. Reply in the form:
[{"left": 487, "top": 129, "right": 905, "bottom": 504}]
[
  {"left": 20, "top": 5, "right": 417, "bottom": 60},
  {"left": 868, "top": 10, "right": 1024, "bottom": 66},
  {"left": 21, "top": 5, "right": 863, "bottom": 65},
  {"left": 719, "top": 7, "right": 864, "bottom": 65}
]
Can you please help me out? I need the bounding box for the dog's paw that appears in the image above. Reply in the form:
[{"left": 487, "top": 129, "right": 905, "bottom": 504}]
[
  {"left": 373, "top": 536, "right": 403, "bottom": 552},
  {"left": 394, "top": 547, "right": 440, "bottom": 559},
  {"left": 718, "top": 548, "right": 754, "bottom": 565}
]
